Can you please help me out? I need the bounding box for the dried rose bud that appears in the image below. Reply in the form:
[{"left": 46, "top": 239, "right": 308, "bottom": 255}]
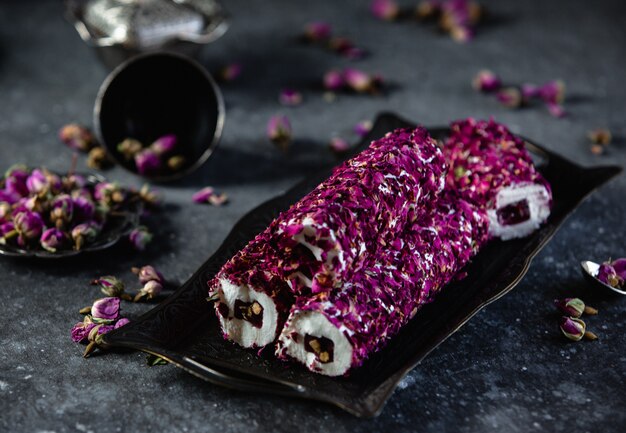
[
  {"left": 83, "top": 323, "right": 116, "bottom": 357},
  {"left": 192, "top": 186, "right": 229, "bottom": 206},
  {"left": 472, "top": 70, "right": 501, "bottom": 93},
  {"left": 91, "top": 275, "right": 125, "bottom": 298},
  {"left": 14, "top": 210, "right": 44, "bottom": 241},
  {"left": 496, "top": 87, "right": 523, "bottom": 108},
  {"left": 4, "top": 168, "right": 29, "bottom": 198},
  {"left": 559, "top": 316, "right": 597, "bottom": 342},
  {"left": 134, "top": 279, "right": 163, "bottom": 302},
  {"left": 538, "top": 80, "right": 566, "bottom": 105},
  {"left": 40, "top": 228, "right": 69, "bottom": 252},
  {"left": 135, "top": 149, "right": 162, "bottom": 176},
  {"left": 598, "top": 261, "right": 624, "bottom": 288},
  {"left": 71, "top": 315, "right": 96, "bottom": 343},
  {"left": 59, "top": 124, "right": 95, "bottom": 152},
  {"left": 64, "top": 173, "right": 87, "bottom": 190},
  {"left": 72, "top": 196, "right": 96, "bottom": 223},
  {"left": 218, "top": 63, "right": 242, "bottom": 82},
  {"left": 139, "top": 184, "right": 163, "bottom": 207},
  {"left": 115, "top": 317, "right": 130, "bottom": 329},
  {"left": 415, "top": 0, "right": 441, "bottom": 19},
  {"left": 323, "top": 70, "right": 345, "bottom": 91},
  {"left": 150, "top": 134, "right": 177, "bottom": 155},
  {"left": 329, "top": 137, "right": 351, "bottom": 154},
  {"left": 554, "top": 298, "right": 588, "bottom": 318},
  {"left": 353, "top": 120, "right": 372, "bottom": 138},
  {"left": 87, "top": 147, "right": 114, "bottom": 170},
  {"left": 0, "top": 202, "right": 11, "bottom": 222},
  {"left": 546, "top": 103, "right": 566, "bottom": 118},
  {"left": 50, "top": 194, "right": 74, "bottom": 228},
  {"left": 370, "top": 0, "right": 400, "bottom": 21},
  {"left": 71, "top": 222, "right": 100, "bottom": 250},
  {"left": 279, "top": 88, "right": 303, "bottom": 106},
  {"left": 612, "top": 258, "right": 626, "bottom": 280},
  {"left": 590, "top": 143, "right": 604, "bottom": 155},
  {"left": 117, "top": 138, "right": 143, "bottom": 160},
  {"left": 450, "top": 25, "right": 473, "bottom": 43},
  {"left": 328, "top": 36, "right": 353, "bottom": 54},
  {"left": 0, "top": 189, "right": 18, "bottom": 205},
  {"left": 302, "top": 22, "right": 332, "bottom": 42},
  {"left": 129, "top": 226, "right": 153, "bottom": 251},
  {"left": 588, "top": 128, "right": 612, "bottom": 146},
  {"left": 167, "top": 155, "right": 186, "bottom": 171},
  {"left": 91, "top": 297, "right": 121, "bottom": 323},
  {"left": 131, "top": 265, "right": 164, "bottom": 285},
  {"left": 267, "top": 115, "right": 292, "bottom": 152},
  {"left": 0, "top": 222, "right": 17, "bottom": 245},
  {"left": 344, "top": 68, "right": 373, "bottom": 93},
  {"left": 26, "top": 169, "right": 49, "bottom": 195},
  {"left": 520, "top": 83, "right": 539, "bottom": 101},
  {"left": 94, "top": 182, "right": 125, "bottom": 206}
]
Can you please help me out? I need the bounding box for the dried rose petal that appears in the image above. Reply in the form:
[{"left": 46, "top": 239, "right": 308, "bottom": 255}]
[
  {"left": 59, "top": 124, "right": 95, "bottom": 152},
  {"left": 192, "top": 186, "right": 228, "bottom": 206},
  {"left": 114, "top": 318, "right": 130, "bottom": 329},
  {"left": 323, "top": 70, "right": 345, "bottom": 91},
  {"left": 279, "top": 88, "right": 303, "bottom": 106},
  {"left": 302, "top": 22, "right": 332, "bottom": 42},
  {"left": 71, "top": 316, "right": 96, "bottom": 343},
  {"left": 370, "top": 0, "right": 400, "bottom": 21},
  {"left": 91, "top": 297, "right": 121, "bottom": 323},
  {"left": 520, "top": 83, "right": 540, "bottom": 101},
  {"left": 472, "top": 70, "right": 501, "bottom": 93},
  {"left": 267, "top": 115, "right": 292, "bottom": 151}
]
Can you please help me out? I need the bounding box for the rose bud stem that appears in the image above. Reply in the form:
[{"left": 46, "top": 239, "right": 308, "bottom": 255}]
[
  {"left": 83, "top": 341, "right": 97, "bottom": 358},
  {"left": 584, "top": 305, "right": 598, "bottom": 315},
  {"left": 79, "top": 306, "right": 92, "bottom": 315},
  {"left": 584, "top": 331, "right": 598, "bottom": 341}
]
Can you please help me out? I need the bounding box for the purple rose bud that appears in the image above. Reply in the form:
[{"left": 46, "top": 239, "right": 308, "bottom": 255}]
[
  {"left": 71, "top": 316, "right": 96, "bottom": 343},
  {"left": 353, "top": 120, "right": 372, "bottom": 138},
  {"left": 117, "top": 138, "right": 143, "bottom": 160},
  {"left": 323, "top": 70, "right": 345, "bottom": 91},
  {"left": 26, "top": 169, "right": 48, "bottom": 195},
  {"left": 279, "top": 88, "right": 303, "bottom": 106},
  {"left": 496, "top": 87, "right": 523, "bottom": 108},
  {"left": 546, "top": 103, "right": 566, "bottom": 118},
  {"left": 329, "top": 137, "right": 351, "bottom": 154},
  {"left": 4, "top": 168, "right": 29, "bottom": 198},
  {"left": 520, "top": 83, "right": 540, "bottom": 101},
  {"left": 538, "top": 80, "right": 565, "bottom": 105},
  {"left": 370, "top": 0, "right": 400, "bottom": 21},
  {"left": 129, "top": 226, "right": 153, "bottom": 251},
  {"left": 135, "top": 280, "right": 163, "bottom": 301},
  {"left": 59, "top": 124, "right": 95, "bottom": 152},
  {"left": 87, "top": 147, "right": 113, "bottom": 170},
  {"left": 91, "top": 297, "right": 121, "bottom": 323},
  {"left": 64, "top": 173, "right": 87, "bottom": 190},
  {"left": 40, "top": 228, "right": 69, "bottom": 252},
  {"left": 342, "top": 46, "right": 367, "bottom": 60},
  {"left": 554, "top": 298, "right": 585, "bottom": 318},
  {"left": 135, "top": 149, "right": 162, "bottom": 176},
  {"left": 344, "top": 68, "right": 373, "bottom": 93},
  {"left": 612, "top": 258, "right": 626, "bottom": 281},
  {"left": 94, "top": 182, "right": 125, "bottom": 205},
  {"left": 472, "top": 70, "right": 502, "bottom": 93},
  {"left": 91, "top": 275, "right": 125, "bottom": 297},
  {"left": 132, "top": 265, "right": 164, "bottom": 285},
  {"left": 598, "top": 261, "right": 624, "bottom": 288},
  {"left": 72, "top": 222, "right": 101, "bottom": 250},
  {"left": 218, "top": 63, "right": 242, "bottom": 82},
  {"left": 14, "top": 211, "right": 44, "bottom": 241},
  {"left": 192, "top": 186, "right": 228, "bottom": 206},
  {"left": 150, "top": 134, "right": 177, "bottom": 155},
  {"left": 267, "top": 115, "right": 292, "bottom": 151},
  {"left": 50, "top": 194, "right": 74, "bottom": 227},
  {"left": 115, "top": 317, "right": 130, "bottom": 329},
  {"left": 0, "top": 189, "right": 18, "bottom": 205},
  {"left": 560, "top": 316, "right": 585, "bottom": 341},
  {"left": 0, "top": 221, "right": 17, "bottom": 245},
  {"left": 72, "top": 196, "right": 96, "bottom": 223},
  {"left": 303, "top": 21, "right": 332, "bottom": 42}
]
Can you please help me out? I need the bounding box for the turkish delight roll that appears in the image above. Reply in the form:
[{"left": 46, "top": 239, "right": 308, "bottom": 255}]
[
  {"left": 210, "top": 127, "right": 447, "bottom": 349},
  {"left": 443, "top": 118, "right": 552, "bottom": 240},
  {"left": 276, "top": 191, "right": 489, "bottom": 376}
]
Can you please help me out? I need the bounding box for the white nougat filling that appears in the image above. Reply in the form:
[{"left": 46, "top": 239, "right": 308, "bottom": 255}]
[
  {"left": 278, "top": 311, "right": 353, "bottom": 377},
  {"left": 217, "top": 277, "right": 279, "bottom": 348},
  {"left": 487, "top": 182, "right": 551, "bottom": 240}
]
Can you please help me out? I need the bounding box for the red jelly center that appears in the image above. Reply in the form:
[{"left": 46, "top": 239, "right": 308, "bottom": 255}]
[{"left": 496, "top": 199, "right": 531, "bottom": 226}]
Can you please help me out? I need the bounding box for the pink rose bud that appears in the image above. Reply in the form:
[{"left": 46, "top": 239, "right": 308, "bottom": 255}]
[
  {"left": 134, "top": 149, "right": 162, "bottom": 176},
  {"left": 370, "top": 0, "right": 400, "bottom": 21},
  {"left": 472, "top": 70, "right": 501, "bottom": 93},
  {"left": 71, "top": 221, "right": 100, "bottom": 250},
  {"left": 279, "top": 88, "right": 303, "bottom": 106},
  {"left": 496, "top": 87, "right": 523, "bottom": 108},
  {"left": 344, "top": 68, "right": 373, "bottom": 93},
  {"left": 192, "top": 187, "right": 228, "bottom": 206},
  {"left": 538, "top": 80, "right": 565, "bottom": 105},
  {"left": 554, "top": 298, "right": 585, "bottom": 318},
  {"left": 323, "top": 70, "right": 345, "bottom": 91},
  {"left": 71, "top": 315, "right": 96, "bottom": 343},
  {"left": 559, "top": 316, "right": 585, "bottom": 341},
  {"left": 117, "top": 138, "right": 143, "bottom": 160},
  {"left": 302, "top": 22, "right": 332, "bottom": 42},
  {"left": 546, "top": 103, "right": 566, "bottom": 118},
  {"left": 132, "top": 265, "right": 164, "bottom": 285},
  {"left": 134, "top": 280, "right": 163, "bottom": 302},
  {"left": 14, "top": 210, "right": 44, "bottom": 241},
  {"left": 353, "top": 120, "right": 373, "bottom": 138},
  {"left": 115, "top": 317, "right": 130, "bottom": 329},
  {"left": 91, "top": 297, "right": 121, "bottom": 323},
  {"left": 129, "top": 226, "right": 153, "bottom": 251},
  {"left": 59, "top": 124, "right": 95, "bottom": 152},
  {"left": 91, "top": 276, "right": 126, "bottom": 297},
  {"left": 150, "top": 134, "right": 177, "bottom": 155},
  {"left": 520, "top": 83, "right": 539, "bottom": 101},
  {"left": 267, "top": 115, "right": 292, "bottom": 152},
  {"left": 40, "top": 228, "right": 69, "bottom": 252},
  {"left": 26, "top": 169, "right": 49, "bottom": 195}
]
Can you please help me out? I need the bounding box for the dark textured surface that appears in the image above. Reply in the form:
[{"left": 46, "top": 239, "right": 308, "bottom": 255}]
[{"left": 0, "top": 0, "right": 624, "bottom": 432}]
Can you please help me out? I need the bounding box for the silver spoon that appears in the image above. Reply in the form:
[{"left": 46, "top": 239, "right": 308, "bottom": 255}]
[{"left": 580, "top": 260, "right": 626, "bottom": 295}]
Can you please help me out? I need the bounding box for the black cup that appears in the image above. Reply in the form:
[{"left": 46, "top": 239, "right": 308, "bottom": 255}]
[{"left": 94, "top": 52, "right": 225, "bottom": 182}]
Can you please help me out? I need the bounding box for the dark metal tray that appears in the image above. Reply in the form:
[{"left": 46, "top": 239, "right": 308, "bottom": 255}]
[{"left": 103, "top": 112, "right": 622, "bottom": 417}]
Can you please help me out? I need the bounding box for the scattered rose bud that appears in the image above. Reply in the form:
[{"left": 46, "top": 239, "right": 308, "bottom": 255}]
[
  {"left": 87, "top": 147, "right": 113, "bottom": 170},
  {"left": 323, "top": 70, "right": 345, "bottom": 91},
  {"left": 167, "top": 155, "right": 186, "bottom": 171},
  {"left": 59, "top": 124, "right": 95, "bottom": 152},
  {"left": 353, "top": 120, "right": 373, "bottom": 137},
  {"left": 71, "top": 315, "right": 96, "bottom": 343},
  {"left": 559, "top": 316, "right": 598, "bottom": 342},
  {"left": 115, "top": 317, "right": 130, "bottom": 329},
  {"left": 139, "top": 184, "right": 162, "bottom": 207},
  {"left": 83, "top": 323, "right": 116, "bottom": 357},
  {"left": 302, "top": 22, "right": 332, "bottom": 42},
  {"left": 91, "top": 297, "right": 121, "bottom": 324},
  {"left": 131, "top": 265, "right": 164, "bottom": 285},
  {"left": 279, "top": 88, "right": 303, "bottom": 106},
  {"left": 192, "top": 186, "right": 229, "bottom": 206},
  {"left": 91, "top": 276, "right": 126, "bottom": 298},
  {"left": 150, "top": 134, "right": 177, "bottom": 155},
  {"left": 267, "top": 115, "right": 292, "bottom": 152},
  {"left": 117, "top": 138, "right": 143, "bottom": 160},
  {"left": 218, "top": 63, "right": 242, "bottom": 82},
  {"left": 134, "top": 149, "right": 162, "bottom": 176},
  {"left": 71, "top": 222, "right": 100, "bottom": 250},
  {"left": 370, "top": 0, "right": 400, "bottom": 21},
  {"left": 329, "top": 137, "right": 352, "bottom": 154},
  {"left": 13, "top": 210, "right": 44, "bottom": 243},
  {"left": 472, "top": 70, "right": 501, "bottom": 92},
  {"left": 521, "top": 83, "right": 540, "bottom": 101},
  {"left": 588, "top": 128, "right": 612, "bottom": 146},
  {"left": 129, "top": 226, "right": 153, "bottom": 251},
  {"left": 40, "top": 228, "right": 69, "bottom": 252},
  {"left": 590, "top": 144, "right": 604, "bottom": 155},
  {"left": 553, "top": 298, "right": 598, "bottom": 318},
  {"left": 134, "top": 279, "right": 163, "bottom": 302},
  {"left": 538, "top": 80, "right": 565, "bottom": 105},
  {"left": 496, "top": 87, "right": 523, "bottom": 108},
  {"left": 546, "top": 102, "right": 566, "bottom": 118}
]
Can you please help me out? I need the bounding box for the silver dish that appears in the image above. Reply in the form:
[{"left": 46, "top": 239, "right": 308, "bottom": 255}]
[
  {"left": 65, "top": 0, "right": 229, "bottom": 69},
  {"left": 580, "top": 260, "right": 626, "bottom": 295}
]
